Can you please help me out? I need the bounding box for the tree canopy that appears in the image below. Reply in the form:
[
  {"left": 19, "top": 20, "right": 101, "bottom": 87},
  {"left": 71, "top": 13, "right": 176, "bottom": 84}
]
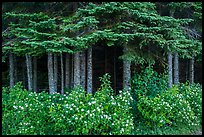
[{"left": 2, "top": 2, "right": 202, "bottom": 64}]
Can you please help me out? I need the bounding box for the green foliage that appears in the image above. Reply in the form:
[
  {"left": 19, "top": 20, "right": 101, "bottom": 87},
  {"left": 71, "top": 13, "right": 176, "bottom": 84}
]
[
  {"left": 2, "top": 2, "right": 202, "bottom": 64},
  {"left": 2, "top": 74, "right": 134, "bottom": 135},
  {"left": 135, "top": 83, "right": 202, "bottom": 129},
  {"left": 131, "top": 66, "right": 168, "bottom": 98}
]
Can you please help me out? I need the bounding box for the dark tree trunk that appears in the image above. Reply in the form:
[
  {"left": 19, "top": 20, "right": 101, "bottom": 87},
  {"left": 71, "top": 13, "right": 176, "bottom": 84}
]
[
  {"left": 33, "top": 56, "right": 37, "bottom": 92},
  {"left": 186, "top": 60, "right": 189, "bottom": 81},
  {"left": 189, "top": 56, "right": 194, "bottom": 83},
  {"left": 60, "top": 54, "right": 64, "bottom": 94},
  {"left": 80, "top": 51, "right": 86, "bottom": 89},
  {"left": 168, "top": 52, "right": 173, "bottom": 88},
  {"left": 48, "top": 53, "right": 55, "bottom": 94},
  {"left": 71, "top": 54, "right": 74, "bottom": 88},
  {"left": 14, "top": 55, "right": 18, "bottom": 83},
  {"left": 87, "top": 47, "right": 92, "bottom": 94},
  {"left": 9, "top": 52, "right": 14, "bottom": 88},
  {"left": 65, "top": 53, "right": 70, "bottom": 89},
  {"left": 74, "top": 52, "right": 80, "bottom": 87},
  {"left": 22, "top": 59, "right": 27, "bottom": 87},
  {"left": 174, "top": 52, "right": 179, "bottom": 84},
  {"left": 123, "top": 47, "right": 131, "bottom": 90},
  {"left": 114, "top": 47, "right": 116, "bottom": 93},
  {"left": 54, "top": 54, "right": 58, "bottom": 92},
  {"left": 26, "top": 54, "right": 33, "bottom": 91}
]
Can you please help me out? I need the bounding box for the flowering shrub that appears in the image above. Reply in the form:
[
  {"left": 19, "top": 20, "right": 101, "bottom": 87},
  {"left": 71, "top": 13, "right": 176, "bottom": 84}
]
[
  {"left": 136, "top": 84, "right": 202, "bottom": 128},
  {"left": 2, "top": 74, "right": 134, "bottom": 135}
]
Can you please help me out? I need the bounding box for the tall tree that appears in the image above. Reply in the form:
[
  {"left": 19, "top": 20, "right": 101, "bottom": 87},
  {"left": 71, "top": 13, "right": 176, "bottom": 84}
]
[
  {"left": 73, "top": 52, "right": 80, "bottom": 87},
  {"left": 80, "top": 51, "right": 86, "bottom": 89},
  {"left": 48, "top": 53, "right": 55, "bottom": 94},
  {"left": 174, "top": 52, "right": 179, "bottom": 84},
  {"left": 26, "top": 54, "right": 33, "bottom": 91},
  {"left": 123, "top": 47, "right": 131, "bottom": 90},
  {"left": 168, "top": 52, "right": 173, "bottom": 88},
  {"left": 87, "top": 47, "right": 92, "bottom": 93},
  {"left": 65, "top": 53, "right": 70, "bottom": 89},
  {"left": 33, "top": 56, "right": 37, "bottom": 92},
  {"left": 60, "top": 53, "right": 64, "bottom": 94},
  {"left": 9, "top": 52, "right": 14, "bottom": 88},
  {"left": 189, "top": 56, "right": 194, "bottom": 83},
  {"left": 54, "top": 54, "right": 58, "bottom": 92}
]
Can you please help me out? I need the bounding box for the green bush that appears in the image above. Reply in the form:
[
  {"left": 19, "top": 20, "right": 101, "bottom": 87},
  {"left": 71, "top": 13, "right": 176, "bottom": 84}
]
[
  {"left": 2, "top": 74, "right": 134, "bottom": 135},
  {"left": 136, "top": 84, "right": 202, "bottom": 129},
  {"left": 131, "top": 66, "right": 168, "bottom": 98}
]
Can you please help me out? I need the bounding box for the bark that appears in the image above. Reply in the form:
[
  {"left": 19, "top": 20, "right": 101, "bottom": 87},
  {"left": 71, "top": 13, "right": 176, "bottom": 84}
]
[
  {"left": 48, "top": 53, "right": 55, "bottom": 94},
  {"left": 9, "top": 52, "right": 14, "bottom": 88},
  {"left": 186, "top": 60, "right": 189, "bottom": 81},
  {"left": 73, "top": 52, "right": 80, "bottom": 87},
  {"left": 33, "top": 56, "right": 37, "bottom": 92},
  {"left": 60, "top": 54, "right": 64, "bottom": 94},
  {"left": 22, "top": 59, "right": 27, "bottom": 87},
  {"left": 114, "top": 47, "right": 116, "bottom": 92},
  {"left": 189, "top": 56, "right": 194, "bottom": 83},
  {"left": 65, "top": 53, "right": 70, "bottom": 89},
  {"left": 26, "top": 54, "right": 33, "bottom": 91},
  {"left": 54, "top": 54, "right": 58, "bottom": 92},
  {"left": 80, "top": 51, "right": 86, "bottom": 89},
  {"left": 14, "top": 55, "right": 17, "bottom": 83},
  {"left": 173, "top": 52, "right": 179, "bottom": 84},
  {"left": 71, "top": 54, "right": 74, "bottom": 88},
  {"left": 123, "top": 47, "right": 131, "bottom": 90},
  {"left": 87, "top": 47, "right": 92, "bottom": 94},
  {"left": 168, "top": 52, "right": 173, "bottom": 88}
]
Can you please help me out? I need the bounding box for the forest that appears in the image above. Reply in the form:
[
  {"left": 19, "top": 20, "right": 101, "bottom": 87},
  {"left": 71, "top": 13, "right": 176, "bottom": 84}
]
[{"left": 2, "top": 2, "right": 202, "bottom": 135}]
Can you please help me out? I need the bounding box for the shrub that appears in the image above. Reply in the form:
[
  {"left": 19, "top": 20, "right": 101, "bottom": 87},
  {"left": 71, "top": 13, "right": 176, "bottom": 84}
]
[
  {"left": 2, "top": 74, "right": 134, "bottom": 135},
  {"left": 136, "top": 84, "right": 202, "bottom": 129}
]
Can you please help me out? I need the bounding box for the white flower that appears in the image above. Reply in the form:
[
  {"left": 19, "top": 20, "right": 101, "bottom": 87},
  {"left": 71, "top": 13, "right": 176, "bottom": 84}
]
[
  {"left": 88, "top": 102, "right": 91, "bottom": 105},
  {"left": 75, "top": 117, "right": 78, "bottom": 120},
  {"left": 112, "top": 123, "right": 114, "bottom": 126},
  {"left": 121, "top": 128, "right": 124, "bottom": 132},
  {"left": 81, "top": 109, "right": 84, "bottom": 111},
  {"left": 126, "top": 124, "right": 128, "bottom": 126},
  {"left": 70, "top": 108, "right": 73, "bottom": 110},
  {"left": 90, "top": 114, "right": 92, "bottom": 117},
  {"left": 119, "top": 90, "right": 122, "bottom": 93}
]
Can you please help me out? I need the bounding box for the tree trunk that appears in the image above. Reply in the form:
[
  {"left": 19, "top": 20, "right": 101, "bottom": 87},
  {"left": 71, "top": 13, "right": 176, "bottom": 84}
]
[
  {"left": 73, "top": 52, "right": 80, "bottom": 87},
  {"left": 33, "top": 56, "right": 37, "bottom": 92},
  {"left": 26, "top": 54, "right": 33, "bottom": 91},
  {"left": 114, "top": 47, "right": 116, "bottom": 93},
  {"left": 168, "top": 52, "right": 173, "bottom": 88},
  {"left": 48, "top": 53, "right": 55, "bottom": 94},
  {"left": 71, "top": 54, "right": 74, "bottom": 88},
  {"left": 186, "top": 60, "right": 189, "bottom": 81},
  {"left": 9, "top": 52, "right": 14, "bottom": 88},
  {"left": 80, "top": 51, "right": 86, "bottom": 89},
  {"left": 14, "top": 55, "right": 18, "bottom": 83},
  {"left": 65, "top": 53, "right": 70, "bottom": 89},
  {"left": 54, "top": 54, "right": 58, "bottom": 92},
  {"left": 60, "top": 54, "right": 64, "bottom": 94},
  {"left": 87, "top": 47, "right": 92, "bottom": 94},
  {"left": 173, "top": 52, "right": 179, "bottom": 84},
  {"left": 123, "top": 47, "right": 131, "bottom": 90},
  {"left": 189, "top": 56, "right": 194, "bottom": 83},
  {"left": 22, "top": 59, "right": 27, "bottom": 87}
]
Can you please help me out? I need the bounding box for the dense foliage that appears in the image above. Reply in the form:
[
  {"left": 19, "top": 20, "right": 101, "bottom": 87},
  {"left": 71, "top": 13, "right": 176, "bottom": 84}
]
[
  {"left": 2, "top": 74, "right": 134, "bottom": 135},
  {"left": 2, "top": 73, "right": 202, "bottom": 135},
  {"left": 130, "top": 68, "right": 202, "bottom": 134},
  {"left": 2, "top": 2, "right": 202, "bottom": 63}
]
